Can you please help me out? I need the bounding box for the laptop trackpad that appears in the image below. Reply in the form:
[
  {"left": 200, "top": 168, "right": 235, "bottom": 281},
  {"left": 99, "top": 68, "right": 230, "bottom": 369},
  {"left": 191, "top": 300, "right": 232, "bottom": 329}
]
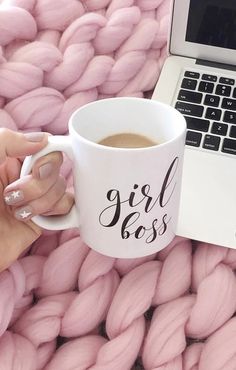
[{"left": 177, "top": 148, "right": 236, "bottom": 248}]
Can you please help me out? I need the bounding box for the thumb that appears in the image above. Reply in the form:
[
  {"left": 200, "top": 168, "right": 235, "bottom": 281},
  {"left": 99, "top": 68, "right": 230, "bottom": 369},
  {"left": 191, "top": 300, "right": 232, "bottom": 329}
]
[{"left": 0, "top": 129, "right": 48, "bottom": 163}]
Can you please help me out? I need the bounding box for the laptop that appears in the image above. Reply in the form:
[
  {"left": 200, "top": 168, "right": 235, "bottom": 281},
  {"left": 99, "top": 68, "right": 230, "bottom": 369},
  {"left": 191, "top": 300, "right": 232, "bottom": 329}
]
[{"left": 152, "top": 0, "right": 236, "bottom": 248}]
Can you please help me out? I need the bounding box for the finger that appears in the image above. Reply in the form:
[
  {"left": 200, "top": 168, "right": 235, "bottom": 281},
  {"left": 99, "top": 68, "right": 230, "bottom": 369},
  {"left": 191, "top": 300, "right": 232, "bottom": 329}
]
[
  {"left": 4, "top": 152, "right": 64, "bottom": 206},
  {"left": 13, "top": 176, "right": 68, "bottom": 221},
  {"left": 5, "top": 158, "right": 22, "bottom": 184},
  {"left": 32, "top": 151, "right": 63, "bottom": 180},
  {"left": 0, "top": 128, "right": 48, "bottom": 164},
  {"left": 42, "top": 192, "right": 74, "bottom": 216},
  {"left": 4, "top": 150, "right": 62, "bottom": 186}
]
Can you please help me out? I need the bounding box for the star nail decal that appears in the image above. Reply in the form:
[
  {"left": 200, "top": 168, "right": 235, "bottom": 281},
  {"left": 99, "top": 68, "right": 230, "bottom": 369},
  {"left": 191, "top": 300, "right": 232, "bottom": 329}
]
[
  {"left": 15, "top": 207, "right": 33, "bottom": 221},
  {"left": 19, "top": 210, "right": 32, "bottom": 219},
  {"left": 4, "top": 195, "right": 11, "bottom": 203},
  {"left": 4, "top": 190, "right": 24, "bottom": 205},
  {"left": 12, "top": 190, "right": 21, "bottom": 199}
]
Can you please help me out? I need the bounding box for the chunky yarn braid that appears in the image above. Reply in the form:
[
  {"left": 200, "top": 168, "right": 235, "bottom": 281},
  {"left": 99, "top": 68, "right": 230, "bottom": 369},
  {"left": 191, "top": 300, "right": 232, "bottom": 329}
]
[
  {"left": 1, "top": 237, "right": 236, "bottom": 369},
  {"left": 0, "top": 0, "right": 169, "bottom": 134}
]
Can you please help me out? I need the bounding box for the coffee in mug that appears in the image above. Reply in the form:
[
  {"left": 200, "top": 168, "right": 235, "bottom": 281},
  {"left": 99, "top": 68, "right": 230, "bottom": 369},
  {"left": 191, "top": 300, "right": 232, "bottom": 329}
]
[
  {"left": 98, "top": 133, "right": 157, "bottom": 148},
  {"left": 20, "top": 97, "right": 186, "bottom": 258}
]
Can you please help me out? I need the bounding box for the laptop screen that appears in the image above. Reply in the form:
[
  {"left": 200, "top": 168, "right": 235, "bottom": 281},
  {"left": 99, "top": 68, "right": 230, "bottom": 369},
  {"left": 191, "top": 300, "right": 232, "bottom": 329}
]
[{"left": 186, "top": 0, "right": 236, "bottom": 51}]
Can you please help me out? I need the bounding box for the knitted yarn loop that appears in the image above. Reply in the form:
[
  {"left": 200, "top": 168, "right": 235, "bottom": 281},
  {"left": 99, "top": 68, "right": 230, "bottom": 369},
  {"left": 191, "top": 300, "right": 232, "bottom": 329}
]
[{"left": 0, "top": 0, "right": 169, "bottom": 134}]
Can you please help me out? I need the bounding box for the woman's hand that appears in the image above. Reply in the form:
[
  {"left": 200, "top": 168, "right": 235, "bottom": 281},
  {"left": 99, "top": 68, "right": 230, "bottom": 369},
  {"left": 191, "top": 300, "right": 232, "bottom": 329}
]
[{"left": 0, "top": 129, "right": 74, "bottom": 272}]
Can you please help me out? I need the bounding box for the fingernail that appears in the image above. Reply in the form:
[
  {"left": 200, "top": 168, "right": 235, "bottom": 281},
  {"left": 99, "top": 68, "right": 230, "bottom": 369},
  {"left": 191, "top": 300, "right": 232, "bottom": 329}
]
[
  {"left": 24, "top": 132, "right": 45, "bottom": 142},
  {"left": 4, "top": 190, "right": 24, "bottom": 205},
  {"left": 39, "top": 162, "right": 53, "bottom": 179},
  {"left": 15, "top": 206, "right": 33, "bottom": 221}
]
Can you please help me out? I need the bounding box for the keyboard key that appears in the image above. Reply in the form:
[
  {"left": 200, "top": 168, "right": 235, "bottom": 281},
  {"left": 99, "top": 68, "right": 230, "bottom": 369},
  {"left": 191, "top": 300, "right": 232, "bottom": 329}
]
[
  {"left": 177, "top": 90, "right": 202, "bottom": 104},
  {"left": 186, "top": 130, "right": 202, "bottom": 147},
  {"left": 223, "top": 111, "right": 236, "bottom": 124},
  {"left": 205, "top": 107, "right": 222, "bottom": 121},
  {"left": 175, "top": 101, "right": 204, "bottom": 117},
  {"left": 202, "top": 74, "right": 217, "bottom": 82},
  {"left": 229, "top": 126, "right": 236, "bottom": 138},
  {"left": 222, "top": 98, "right": 236, "bottom": 111},
  {"left": 215, "top": 84, "right": 231, "bottom": 96},
  {"left": 204, "top": 94, "right": 220, "bottom": 107},
  {"left": 234, "top": 88, "right": 236, "bottom": 98},
  {"left": 219, "top": 77, "right": 235, "bottom": 85},
  {"left": 181, "top": 78, "right": 197, "bottom": 90},
  {"left": 203, "top": 134, "right": 220, "bottom": 151},
  {"left": 184, "top": 71, "right": 200, "bottom": 79},
  {"left": 222, "top": 138, "right": 236, "bottom": 155},
  {"left": 184, "top": 116, "right": 210, "bottom": 132},
  {"left": 198, "top": 81, "right": 214, "bottom": 93},
  {"left": 211, "top": 122, "right": 228, "bottom": 136}
]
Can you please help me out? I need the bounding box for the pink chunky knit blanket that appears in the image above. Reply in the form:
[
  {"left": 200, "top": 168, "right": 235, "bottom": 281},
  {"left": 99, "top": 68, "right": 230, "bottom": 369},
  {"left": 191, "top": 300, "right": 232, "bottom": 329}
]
[{"left": 1, "top": 1, "right": 236, "bottom": 370}]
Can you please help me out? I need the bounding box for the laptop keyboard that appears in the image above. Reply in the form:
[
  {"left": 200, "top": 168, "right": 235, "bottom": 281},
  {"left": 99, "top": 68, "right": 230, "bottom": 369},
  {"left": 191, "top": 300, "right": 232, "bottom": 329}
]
[{"left": 175, "top": 70, "right": 236, "bottom": 155}]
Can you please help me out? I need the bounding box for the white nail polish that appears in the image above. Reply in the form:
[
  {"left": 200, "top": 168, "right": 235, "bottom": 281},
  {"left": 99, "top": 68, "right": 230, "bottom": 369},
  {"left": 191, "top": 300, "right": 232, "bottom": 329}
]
[
  {"left": 4, "top": 190, "right": 24, "bottom": 205},
  {"left": 15, "top": 207, "right": 33, "bottom": 220}
]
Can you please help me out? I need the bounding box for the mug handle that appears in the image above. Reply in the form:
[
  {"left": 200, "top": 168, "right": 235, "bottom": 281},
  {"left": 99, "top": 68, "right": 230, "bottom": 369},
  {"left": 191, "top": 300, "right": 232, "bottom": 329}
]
[{"left": 20, "top": 135, "right": 79, "bottom": 230}]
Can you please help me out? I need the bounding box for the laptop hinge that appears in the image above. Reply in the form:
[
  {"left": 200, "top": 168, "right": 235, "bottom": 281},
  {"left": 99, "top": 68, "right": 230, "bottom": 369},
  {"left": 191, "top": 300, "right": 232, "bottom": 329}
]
[{"left": 196, "top": 59, "right": 236, "bottom": 72}]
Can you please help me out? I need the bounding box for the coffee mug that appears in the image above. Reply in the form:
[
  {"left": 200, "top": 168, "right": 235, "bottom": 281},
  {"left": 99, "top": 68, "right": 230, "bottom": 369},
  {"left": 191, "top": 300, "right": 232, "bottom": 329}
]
[{"left": 21, "top": 97, "right": 186, "bottom": 258}]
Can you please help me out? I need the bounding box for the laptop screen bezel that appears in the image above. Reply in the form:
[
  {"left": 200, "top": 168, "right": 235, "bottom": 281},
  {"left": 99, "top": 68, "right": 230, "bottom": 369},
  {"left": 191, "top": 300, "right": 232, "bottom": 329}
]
[{"left": 170, "top": 0, "right": 236, "bottom": 66}]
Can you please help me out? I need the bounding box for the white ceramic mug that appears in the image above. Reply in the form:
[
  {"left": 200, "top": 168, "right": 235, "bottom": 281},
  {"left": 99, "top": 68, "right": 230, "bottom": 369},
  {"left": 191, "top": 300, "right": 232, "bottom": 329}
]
[{"left": 21, "top": 97, "right": 186, "bottom": 258}]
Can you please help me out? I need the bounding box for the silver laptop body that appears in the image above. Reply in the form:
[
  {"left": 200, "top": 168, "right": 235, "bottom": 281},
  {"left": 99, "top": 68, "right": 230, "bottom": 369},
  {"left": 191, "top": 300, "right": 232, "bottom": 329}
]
[{"left": 152, "top": 0, "right": 236, "bottom": 248}]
